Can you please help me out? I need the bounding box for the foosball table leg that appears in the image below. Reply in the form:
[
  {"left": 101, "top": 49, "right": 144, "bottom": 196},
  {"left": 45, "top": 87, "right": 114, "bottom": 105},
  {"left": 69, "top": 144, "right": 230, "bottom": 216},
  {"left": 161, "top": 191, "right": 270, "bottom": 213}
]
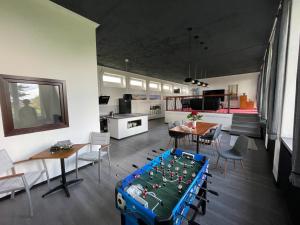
[
  {"left": 121, "top": 214, "right": 126, "bottom": 225},
  {"left": 199, "top": 178, "right": 207, "bottom": 215}
]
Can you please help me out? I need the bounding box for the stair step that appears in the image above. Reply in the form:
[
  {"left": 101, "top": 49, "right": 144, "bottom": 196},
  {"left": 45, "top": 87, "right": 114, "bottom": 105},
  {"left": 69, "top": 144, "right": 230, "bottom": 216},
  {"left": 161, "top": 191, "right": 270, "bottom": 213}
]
[
  {"left": 232, "top": 117, "right": 260, "bottom": 123},
  {"left": 231, "top": 123, "right": 260, "bottom": 129},
  {"left": 233, "top": 113, "right": 258, "bottom": 118},
  {"left": 233, "top": 113, "right": 259, "bottom": 121}
]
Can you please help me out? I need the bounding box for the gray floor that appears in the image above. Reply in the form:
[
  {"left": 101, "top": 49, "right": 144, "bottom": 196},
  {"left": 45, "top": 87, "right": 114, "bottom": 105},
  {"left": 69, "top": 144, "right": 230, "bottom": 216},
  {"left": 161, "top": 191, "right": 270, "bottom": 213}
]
[{"left": 0, "top": 119, "right": 292, "bottom": 225}]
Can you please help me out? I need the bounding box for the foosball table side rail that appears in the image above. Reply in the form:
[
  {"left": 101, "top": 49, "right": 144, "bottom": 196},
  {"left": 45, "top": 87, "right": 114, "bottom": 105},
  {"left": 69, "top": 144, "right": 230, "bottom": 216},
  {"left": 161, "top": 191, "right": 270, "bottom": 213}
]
[{"left": 171, "top": 154, "right": 209, "bottom": 225}]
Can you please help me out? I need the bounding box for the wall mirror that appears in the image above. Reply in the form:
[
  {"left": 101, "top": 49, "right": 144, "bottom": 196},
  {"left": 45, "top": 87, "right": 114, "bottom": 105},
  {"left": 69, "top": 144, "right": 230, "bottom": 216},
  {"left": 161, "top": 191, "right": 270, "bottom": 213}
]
[{"left": 0, "top": 75, "right": 69, "bottom": 136}]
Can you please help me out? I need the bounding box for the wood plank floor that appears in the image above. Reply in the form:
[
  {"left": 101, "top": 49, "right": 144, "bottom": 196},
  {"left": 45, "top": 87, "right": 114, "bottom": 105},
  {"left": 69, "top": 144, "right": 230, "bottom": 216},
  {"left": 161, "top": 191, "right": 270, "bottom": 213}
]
[{"left": 0, "top": 119, "right": 292, "bottom": 225}]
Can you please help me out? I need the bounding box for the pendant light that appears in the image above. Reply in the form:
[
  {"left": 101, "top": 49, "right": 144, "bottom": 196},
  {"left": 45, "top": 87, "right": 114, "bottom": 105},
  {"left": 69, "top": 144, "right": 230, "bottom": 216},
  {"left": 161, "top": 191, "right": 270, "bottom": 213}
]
[
  {"left": 201, "top": 69, "right": 209, "bottom": 87},
  {"left": 184, "top": 28, "right": 193, "bottom": 83},
  {"left": 184, "top": 64, "right": 192, "bottom": 82},
  {"left": 191, "top": 64, "right": 198, "bottom": 84},
  {"left": 197, "top": 69, "right": 203, "bottom": 86}
]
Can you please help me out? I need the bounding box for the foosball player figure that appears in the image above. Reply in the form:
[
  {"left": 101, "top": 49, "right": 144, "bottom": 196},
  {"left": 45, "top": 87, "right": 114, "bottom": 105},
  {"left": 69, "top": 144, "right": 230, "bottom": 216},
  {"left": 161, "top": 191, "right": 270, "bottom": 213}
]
[
  {"left": 167, "top": 164, "right": 171, "bottom": 172},
  {"left": 175, "top": 167, "right": 179, "bottom": 175},
  {"left": 162, "top": 177, "right": 167, "bottom": 186},
  {"left": 154, "top": 166, "right": 158, "bottom": 173},
  {"left": 192, "top": 172, "right": 196, "bottom": 178},
  {"left": 178, "top": 176, "right": 183, "bottom": 183},
  {"left": 142, "top": 189, "right": 148, "bottom": 199},
  {"left": 183, "top": 169, "right": 187, "bottom": 177},
  {"left": 170, "top": 159, "right": 175, "bottom": 165},
  {"left": 160, "top": 161, "right": 165, "bottom": 170},
  {"left": 178, "top": 184, "right": 183, "bottom": 193},
  {"left": 184, "top": 163, "right": 187, "bottom": 168},
  {"left": 149, "top": 170, "right": 154, "bottom": 179},
  {"left": 170, "top": 171, "right": 174, "bottom": 180}
]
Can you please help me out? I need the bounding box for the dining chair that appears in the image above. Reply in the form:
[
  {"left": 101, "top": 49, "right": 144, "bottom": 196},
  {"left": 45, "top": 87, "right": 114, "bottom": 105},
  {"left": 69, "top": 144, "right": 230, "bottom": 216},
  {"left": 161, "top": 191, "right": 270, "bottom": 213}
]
[
  {"left": 200, "top": 124, "right": 222, "bottom": 155},
  {"left": 75, "top": 132, "right": 111, "bottom": 183},
  {"left": 167, "top": 121, "right": 187, "bottom": 148},
  {"left": 0, "top": 149, "right": 50, "bottom": 216},
  {"left": 215, "top": 135, "right": 249, "bottom": 176}
]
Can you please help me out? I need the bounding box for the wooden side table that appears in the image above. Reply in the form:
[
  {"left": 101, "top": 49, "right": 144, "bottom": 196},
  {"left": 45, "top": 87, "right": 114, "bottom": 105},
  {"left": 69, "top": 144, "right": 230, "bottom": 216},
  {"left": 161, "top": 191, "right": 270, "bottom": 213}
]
[{"left": 30, "top": 144, "right": 87, "bottom": 198}]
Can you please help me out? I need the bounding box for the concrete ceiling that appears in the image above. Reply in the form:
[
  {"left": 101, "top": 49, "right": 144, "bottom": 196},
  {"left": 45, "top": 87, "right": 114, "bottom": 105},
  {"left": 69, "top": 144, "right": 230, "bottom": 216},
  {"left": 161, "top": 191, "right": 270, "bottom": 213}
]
[{"left": 52, "top": 0, "right": 279, "bottom": 83}]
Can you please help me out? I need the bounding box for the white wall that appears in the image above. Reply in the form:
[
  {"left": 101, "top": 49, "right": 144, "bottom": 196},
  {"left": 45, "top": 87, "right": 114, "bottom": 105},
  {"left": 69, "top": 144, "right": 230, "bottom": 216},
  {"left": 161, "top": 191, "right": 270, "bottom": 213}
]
[
  {"left": 273, "top": 0, "right": 300, "bottom": 180},
  {"left": 0, "top": 0, "right": 99, "bottom": 183},
  {"left": 194, "top": 72, "right": 259, "bottom": 106},
  {"left": 98, "top": 66, "right": 189, "bottom": 116}
]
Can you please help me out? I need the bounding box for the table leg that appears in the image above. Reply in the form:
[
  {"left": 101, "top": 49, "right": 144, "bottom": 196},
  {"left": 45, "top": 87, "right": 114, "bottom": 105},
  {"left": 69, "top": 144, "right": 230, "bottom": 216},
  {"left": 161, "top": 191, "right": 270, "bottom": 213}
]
[
  {"left": 42, "top": 159, "right": 83, "bottom": 198},
  {"left": 174, "top": 137, "right": 178, "bottom": 149},
  {"left": 196, "top": 135, "right": 200, "bottom": 154}
]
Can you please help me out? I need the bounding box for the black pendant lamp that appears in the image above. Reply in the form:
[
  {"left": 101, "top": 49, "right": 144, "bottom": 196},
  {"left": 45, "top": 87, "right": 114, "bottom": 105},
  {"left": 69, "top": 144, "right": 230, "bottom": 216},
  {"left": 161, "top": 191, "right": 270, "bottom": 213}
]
[
  {"left": 197, "top": 71, "right": 202, "bottom": 86},
  {"left": 184, "top": 64, "right": 193, "bottom": 82},
  {"left": 184, "top": 28, "right": 193, "bottom": 83}
]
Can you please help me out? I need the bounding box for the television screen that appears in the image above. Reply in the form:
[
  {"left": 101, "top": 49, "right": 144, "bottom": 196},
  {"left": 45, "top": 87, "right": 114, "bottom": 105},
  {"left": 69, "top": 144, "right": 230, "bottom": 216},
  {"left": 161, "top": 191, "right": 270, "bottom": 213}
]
[
  {"left": 99, "top": 96, "right": 110, "bottom": 104},
  {"left": 174, "top": 88, "right": 180, "bottom": 94},
  {"left": 203, "top": 89, "right": 225, "bottom": 101}
]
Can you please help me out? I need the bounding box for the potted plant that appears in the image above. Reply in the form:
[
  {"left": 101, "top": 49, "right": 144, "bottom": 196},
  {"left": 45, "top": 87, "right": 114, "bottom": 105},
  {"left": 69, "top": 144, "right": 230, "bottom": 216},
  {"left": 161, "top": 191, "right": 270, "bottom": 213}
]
[{"left": 187, "top": 111, "right": 203, "bottom": 128}]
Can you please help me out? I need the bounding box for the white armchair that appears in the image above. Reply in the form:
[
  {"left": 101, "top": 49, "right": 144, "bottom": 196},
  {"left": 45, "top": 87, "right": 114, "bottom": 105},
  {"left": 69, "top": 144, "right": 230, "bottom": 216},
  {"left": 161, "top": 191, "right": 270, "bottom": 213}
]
[
  {"left": 0, "top": 149, "right": 50, "bottom": 216},
  {"left": 75, "top": 132, "right": 111, "bottom": 183}
]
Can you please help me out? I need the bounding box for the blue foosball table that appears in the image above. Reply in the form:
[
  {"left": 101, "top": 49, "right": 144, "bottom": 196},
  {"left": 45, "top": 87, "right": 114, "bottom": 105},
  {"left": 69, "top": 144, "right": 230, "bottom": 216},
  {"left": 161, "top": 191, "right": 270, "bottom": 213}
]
[{"left": 115, "top": 148, "right": 213, "bottom": 225}]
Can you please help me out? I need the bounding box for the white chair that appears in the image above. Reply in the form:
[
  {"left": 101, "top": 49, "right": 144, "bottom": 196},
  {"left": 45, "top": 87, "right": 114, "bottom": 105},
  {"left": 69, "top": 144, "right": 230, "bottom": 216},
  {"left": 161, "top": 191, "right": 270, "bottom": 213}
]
[
  {"left": 0, "top": 149, "right": 50, "bottom": 216},
  {"left": 75, "top": 132, "right": 111, "bottom": 182}
]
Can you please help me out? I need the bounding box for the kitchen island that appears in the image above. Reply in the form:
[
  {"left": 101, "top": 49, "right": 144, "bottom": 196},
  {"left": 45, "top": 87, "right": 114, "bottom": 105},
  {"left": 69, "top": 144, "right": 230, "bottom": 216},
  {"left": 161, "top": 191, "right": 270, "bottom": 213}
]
[{"left": 107, "top": 113, "right": 148, "bottom": 139}]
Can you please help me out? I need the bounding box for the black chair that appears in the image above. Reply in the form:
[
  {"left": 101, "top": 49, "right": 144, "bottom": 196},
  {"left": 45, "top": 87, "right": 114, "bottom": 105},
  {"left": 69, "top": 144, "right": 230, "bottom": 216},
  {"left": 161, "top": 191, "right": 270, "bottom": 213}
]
[
  {"left": 200, "top": 124, "right": 222, "bottom": 155},
  {"left": 167, "top": 121, "right": 187, "bottom": 148}
]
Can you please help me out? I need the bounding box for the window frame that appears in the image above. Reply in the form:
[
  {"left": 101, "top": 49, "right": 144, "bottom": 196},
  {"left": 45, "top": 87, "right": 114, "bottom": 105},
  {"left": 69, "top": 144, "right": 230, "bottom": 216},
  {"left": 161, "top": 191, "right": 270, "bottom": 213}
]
[
  {"left": 102, "top": 72, "right": 126, "bottom": 88},
  {"left": 0, "top": 74, "right": 69, "bottom": 137}
]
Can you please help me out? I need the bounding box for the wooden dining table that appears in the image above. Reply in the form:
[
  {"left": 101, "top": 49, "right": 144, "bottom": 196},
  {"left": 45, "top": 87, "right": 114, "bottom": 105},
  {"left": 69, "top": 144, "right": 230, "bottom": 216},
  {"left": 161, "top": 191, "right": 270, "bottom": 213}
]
[
  {"left": 30, "top": 144, "right": 87, "bottom": 198},
  {"left": 169, "top": 121, "right": 218, "bottom": 154}
]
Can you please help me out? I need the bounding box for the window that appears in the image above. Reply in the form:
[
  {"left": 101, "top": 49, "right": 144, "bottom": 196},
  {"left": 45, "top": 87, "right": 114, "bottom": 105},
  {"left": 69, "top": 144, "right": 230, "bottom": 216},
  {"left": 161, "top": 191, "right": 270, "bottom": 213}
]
[
  {"left": 149, "top": 81, "right": 161, "bottom": 91},
  {"left": 129, "top": 78, "right": 146, "bottom": 90},
  {"left": 163, "top": 84, "right": 172, "bottom": 92},
  {"left": 102, "top": 72, "right": 126, "bottom": 88},
  {"left": 0, "top": 74, "right": 69, "bottom": 136},
  {"left": 182, "top": 87, "right": 189, "bottom": 95}
]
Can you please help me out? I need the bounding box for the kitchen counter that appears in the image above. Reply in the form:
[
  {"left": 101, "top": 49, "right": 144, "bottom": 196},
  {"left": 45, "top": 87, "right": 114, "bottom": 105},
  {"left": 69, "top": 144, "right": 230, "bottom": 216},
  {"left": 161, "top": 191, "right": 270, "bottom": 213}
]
[
  {"left": 107, "top": 114, "right": 148, "bottom": 139},
  {"left": 107, "top": 113, "right": 147, "bottom": 119}
]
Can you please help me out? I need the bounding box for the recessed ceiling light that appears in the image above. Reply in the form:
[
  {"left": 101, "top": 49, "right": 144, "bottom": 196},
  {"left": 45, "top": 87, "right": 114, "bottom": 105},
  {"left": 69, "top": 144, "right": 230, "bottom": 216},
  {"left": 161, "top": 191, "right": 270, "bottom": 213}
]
[{"left": 200, "top": 41, "right": 204, "bottom": 45}]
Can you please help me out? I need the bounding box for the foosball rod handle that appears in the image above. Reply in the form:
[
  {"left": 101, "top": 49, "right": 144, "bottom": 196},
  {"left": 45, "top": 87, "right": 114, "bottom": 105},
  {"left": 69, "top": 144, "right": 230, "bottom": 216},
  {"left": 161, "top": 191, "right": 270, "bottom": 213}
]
[
  {"left": 195, "top": 195, "right": 210, "bottom": 203},
  {"left": 204, "top": 172, "right": 213, "bottom": 177},
  {"left": 132, "top": 164, "right": 139, "bottom": 169},
  {"left": 201, "top": 179, "right": 212, "bottom": 184},
  {"left": 199, "top": 187, "right": 219, "bottom": 196},
  {"left": 152, "top": 149, "right": 159, "bottom": 154},
  {"left": 146, "top": 157, "right": 153, "bottom": 161},
  {"left": 207, "top": 189, "right": 219, "bottom": 196}
]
